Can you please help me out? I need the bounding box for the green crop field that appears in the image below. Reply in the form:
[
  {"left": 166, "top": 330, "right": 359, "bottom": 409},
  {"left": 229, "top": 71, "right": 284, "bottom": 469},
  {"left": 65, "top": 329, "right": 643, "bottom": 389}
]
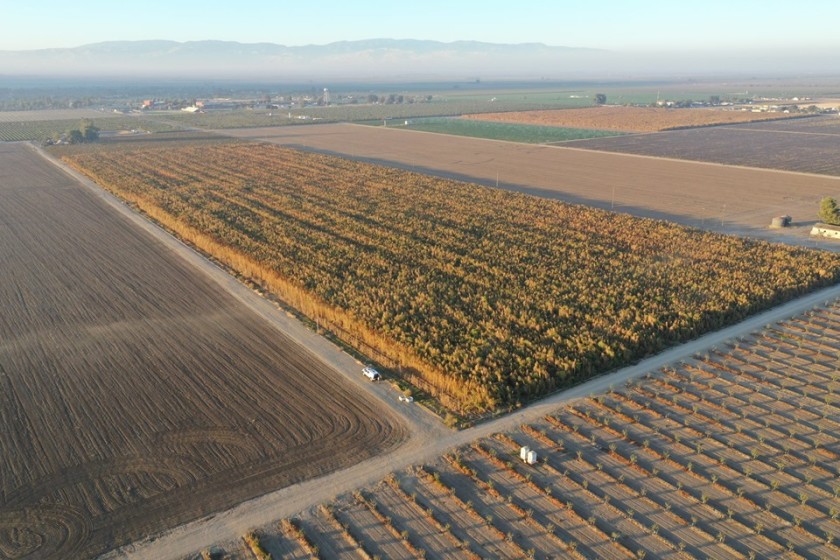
[
  {"left": 429, "top": 89, "right": 595, "bottom": 106},
  {"left": 0, "top": 117, "right": 181, "bottom": 142},
  {"left": 373, "top": 117, "right": 625, "bottom": 143}
]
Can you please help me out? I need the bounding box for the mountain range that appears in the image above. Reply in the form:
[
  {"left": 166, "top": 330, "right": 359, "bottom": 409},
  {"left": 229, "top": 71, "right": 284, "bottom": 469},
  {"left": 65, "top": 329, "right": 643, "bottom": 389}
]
[
  {"left": 0, "top": 39, "right": 835, "bottom": 81},
  {"left": 0, "top": 39, "right": 610, "bottom": 80}
]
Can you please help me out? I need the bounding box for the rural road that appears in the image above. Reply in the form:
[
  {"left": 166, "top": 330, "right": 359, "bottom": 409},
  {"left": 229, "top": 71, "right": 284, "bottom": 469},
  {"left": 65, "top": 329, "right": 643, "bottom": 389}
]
[{"left": 32, "top": 145, "right": 840, "bottom": 559}]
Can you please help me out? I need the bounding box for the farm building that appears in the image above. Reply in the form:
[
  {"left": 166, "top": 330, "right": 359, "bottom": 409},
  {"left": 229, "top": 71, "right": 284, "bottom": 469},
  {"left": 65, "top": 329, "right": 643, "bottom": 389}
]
[
  {"left": 769, "top": 215, "right": 791, "bottom": 228},
  {"left": 810, "top": 222, "right": 840, "bottom": 239}
]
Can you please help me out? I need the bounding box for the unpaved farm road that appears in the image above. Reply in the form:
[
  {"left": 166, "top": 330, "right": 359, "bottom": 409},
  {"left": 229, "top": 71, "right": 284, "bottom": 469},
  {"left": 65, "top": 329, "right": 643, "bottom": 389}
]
[{"left": 105, "top": 278, "right": 840, "bottom": 560}]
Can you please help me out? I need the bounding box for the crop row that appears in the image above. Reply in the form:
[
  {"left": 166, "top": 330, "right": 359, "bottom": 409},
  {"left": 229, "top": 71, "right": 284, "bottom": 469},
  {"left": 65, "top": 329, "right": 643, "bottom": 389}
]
[
  {"left": 257, "top": 420, "right": 833, "bottom": 559},
  {"left": 62, "top": 142, "right": 840, "bottom": 413}
]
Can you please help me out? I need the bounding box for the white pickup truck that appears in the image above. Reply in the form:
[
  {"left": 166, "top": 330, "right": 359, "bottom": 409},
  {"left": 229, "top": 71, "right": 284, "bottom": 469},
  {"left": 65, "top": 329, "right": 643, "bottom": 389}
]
[{"left": 362, "top": 366, "right": 381, "bottom": 381}]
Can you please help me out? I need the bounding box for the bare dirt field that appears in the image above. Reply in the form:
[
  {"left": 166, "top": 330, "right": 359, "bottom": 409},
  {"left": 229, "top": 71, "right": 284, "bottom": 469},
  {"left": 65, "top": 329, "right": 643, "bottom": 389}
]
[
  {"left": 0, "top": 143, "right": 406, "bottom": 560},
  {"left": 223, "top": 124, "right": 840, "bottom": 242},
  {"left": 209, "top": 298, "right": 840, "bottom": 560},
  {"left": 570, "top": 115, "right": 840, "bottom": 176},
  {"left": 462, "top": 106, "right": 806, "bottom": 132}
]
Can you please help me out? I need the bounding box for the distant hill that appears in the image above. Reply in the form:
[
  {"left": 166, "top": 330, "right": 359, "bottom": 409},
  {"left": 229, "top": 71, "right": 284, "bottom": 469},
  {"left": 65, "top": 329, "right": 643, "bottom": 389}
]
[
  {"left": 0, "top": 39, "right": 611, "bottom": 80},
  {"left": 3, "top": 39, "right": 835, "bottom": 81}
]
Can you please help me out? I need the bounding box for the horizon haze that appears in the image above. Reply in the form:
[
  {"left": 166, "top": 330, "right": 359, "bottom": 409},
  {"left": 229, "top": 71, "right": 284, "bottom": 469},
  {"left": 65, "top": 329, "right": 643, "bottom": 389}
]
[
  {"left": 3, "top": 0, "right": 840, "bottom": 81},
  {"left": 1, "top": 39, "right": 838, "bottom": 82}
]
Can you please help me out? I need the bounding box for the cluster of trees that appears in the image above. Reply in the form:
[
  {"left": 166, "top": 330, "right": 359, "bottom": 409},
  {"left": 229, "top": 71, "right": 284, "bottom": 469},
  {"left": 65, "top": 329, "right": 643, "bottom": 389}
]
[
  {"left": 364, "top": 93, "right": 433, "bottom": 105},
  {"left": 66, "top": 144, "right": 840, "bottom": 413},
  {"left": 45, "top": 119, "right": 99, "bottom": 145},
  {"left": 818, "top": 197, "right": 840, "bottom": 226}
]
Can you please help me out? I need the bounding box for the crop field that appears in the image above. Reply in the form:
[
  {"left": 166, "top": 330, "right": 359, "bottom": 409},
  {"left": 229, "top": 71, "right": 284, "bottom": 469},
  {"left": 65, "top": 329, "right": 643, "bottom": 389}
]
[
  {"left": 0, "top": 143, "right": 405, "bottom": 560},
  {"left": 0, "top": 109, "right": 117, "bottom": 122},
  {"left": 463, "top": 106, "right": 807, "bottom": 132},
  {"left": 155, "top": 96, "right": 593, "bottom": 130},
  {"left": 61, "top": 141, "right": 840, "bottom": 416},
  {"left": 224, "top": 124, "right": 840, "bottom": 236},
  {"left": 726, "top": 116, "right": 840, "bottom": 135},
  {"left": 0, "top": 116, "right": 180, "bottom": 141},
  {"left": 571, "top": 116, "right": 840, "bottom": 176},
  {"left": 364, "top": 117, "right": 623, "bottom": 143},
  {"left": 155, "top": 109, "right": 323, "bottom": 129},
  {"left": 204, "top": 299, "right": 840, "bottom": 560}
]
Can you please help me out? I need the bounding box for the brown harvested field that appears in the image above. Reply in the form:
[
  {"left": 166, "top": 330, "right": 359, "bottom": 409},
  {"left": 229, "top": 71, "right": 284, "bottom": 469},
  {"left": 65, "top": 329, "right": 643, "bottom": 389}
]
[
  {"left": 462, "top": 106, "right": 806, "bottom": 132},
  {"left": 725, "top": 116, "right": 840, "bottom": 135},
  {"left": 0, "top": 143, "right": 405, "bottom": 560},
  {"left": 258, "top": 299, "right": 840, "bottom": 560},
  {"left": 570, "top": 115, "right": 840, "bottom": 176},
  {"left": 223, "top": 123, "right": 840, "bottom": 239}
]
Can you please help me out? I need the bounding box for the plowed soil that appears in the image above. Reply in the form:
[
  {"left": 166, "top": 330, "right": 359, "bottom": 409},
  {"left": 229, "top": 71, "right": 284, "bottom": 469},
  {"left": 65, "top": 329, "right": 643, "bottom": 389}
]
[
  {"left": 462, "top": 106, "right": 804, "bottom": 132},
  {"left": 0, "top": 143, "right": 405, "bottom": 560},
  {"left": 570, "top": 115, "right": 840, "bottom": 176}
]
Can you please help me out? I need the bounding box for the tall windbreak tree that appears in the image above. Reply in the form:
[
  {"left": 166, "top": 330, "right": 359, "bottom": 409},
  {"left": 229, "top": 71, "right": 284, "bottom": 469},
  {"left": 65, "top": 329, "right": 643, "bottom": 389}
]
[
  {"left": 818, "top": 196, "right": 840, "bottom": 226},
  {"left": 79, "top": 119, "right": 100, "bottom": 142}
]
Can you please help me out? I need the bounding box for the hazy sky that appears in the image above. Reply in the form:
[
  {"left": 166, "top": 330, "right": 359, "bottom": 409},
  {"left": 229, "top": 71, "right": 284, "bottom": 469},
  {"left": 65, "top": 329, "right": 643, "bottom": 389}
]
[{"left": 2, "top": 0, "right": 838, "bottom": 52}]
